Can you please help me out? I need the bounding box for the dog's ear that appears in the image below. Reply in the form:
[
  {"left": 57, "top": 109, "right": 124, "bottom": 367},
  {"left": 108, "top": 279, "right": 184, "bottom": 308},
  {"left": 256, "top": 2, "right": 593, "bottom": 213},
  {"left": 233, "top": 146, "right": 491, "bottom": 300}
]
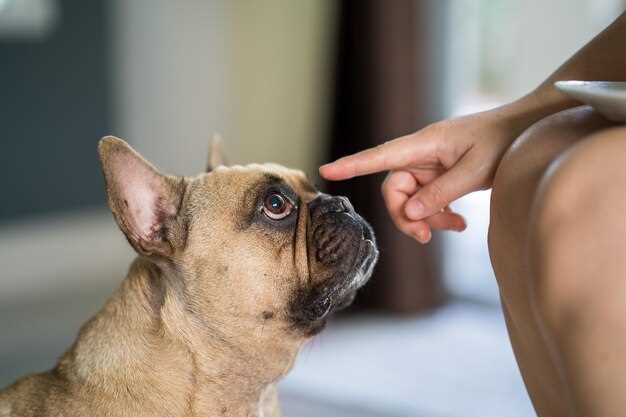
[
  {"left": 206, "top": 133, "right": 227, "bottom": 172},
  {"left": 98, "top": 136, "right": 186, "bottom": 258}
]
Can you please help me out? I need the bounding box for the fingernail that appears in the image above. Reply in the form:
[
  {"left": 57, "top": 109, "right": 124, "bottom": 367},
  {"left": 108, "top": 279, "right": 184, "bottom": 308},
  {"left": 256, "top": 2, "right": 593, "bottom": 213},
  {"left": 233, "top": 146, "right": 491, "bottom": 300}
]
[
  {"left": 416, "top": 229, "right": 431, "bottom": 243},
  {"left": 406, "top": 200, "right": 425, "bottom": 220},
  {"left": 319, "top": 164, "right": 332, "bottom": 177}
]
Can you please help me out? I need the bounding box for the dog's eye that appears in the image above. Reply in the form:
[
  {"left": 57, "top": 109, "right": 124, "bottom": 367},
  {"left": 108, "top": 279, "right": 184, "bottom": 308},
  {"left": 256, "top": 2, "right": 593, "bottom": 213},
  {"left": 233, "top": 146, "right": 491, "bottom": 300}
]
[{"left": 263, "top": 192, "right": 293, "bottom": 220}]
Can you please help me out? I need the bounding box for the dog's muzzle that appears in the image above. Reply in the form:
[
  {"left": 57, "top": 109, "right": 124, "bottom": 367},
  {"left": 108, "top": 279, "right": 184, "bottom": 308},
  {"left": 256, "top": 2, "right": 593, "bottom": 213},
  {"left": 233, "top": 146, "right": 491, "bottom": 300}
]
[
  {"left": 309, "top": 194, "right": 377, "bottom": 284},
  {"left": 289, "top": 193, "right": 378, "bottom": 332}
]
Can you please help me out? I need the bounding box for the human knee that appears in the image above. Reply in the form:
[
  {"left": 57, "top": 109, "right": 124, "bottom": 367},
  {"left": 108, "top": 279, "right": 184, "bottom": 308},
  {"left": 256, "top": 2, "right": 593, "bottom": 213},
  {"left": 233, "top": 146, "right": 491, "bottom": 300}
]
[
  {"left": 489, "top": 107, "right": 600, "bottom": 251},
  {"left": 528, "top": 127, "right": 626, "bottom": 323},
  {"left": 531, "top": 126, "right": 626, "bottom": 240}
]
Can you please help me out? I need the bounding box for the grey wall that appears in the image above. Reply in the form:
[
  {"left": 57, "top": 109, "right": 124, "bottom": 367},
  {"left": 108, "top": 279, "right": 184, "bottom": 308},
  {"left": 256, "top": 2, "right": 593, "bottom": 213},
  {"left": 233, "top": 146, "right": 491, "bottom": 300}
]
[{"left": 0, "top": 0, "right": 112, "bottom": 222}]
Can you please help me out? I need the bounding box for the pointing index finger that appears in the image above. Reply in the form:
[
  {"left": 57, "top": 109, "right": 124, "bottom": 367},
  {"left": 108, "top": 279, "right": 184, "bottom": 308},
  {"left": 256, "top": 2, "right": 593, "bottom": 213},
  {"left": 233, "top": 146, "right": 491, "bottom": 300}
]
[{"left": 320, "top": 135, "right": 420, "bottom": 180}]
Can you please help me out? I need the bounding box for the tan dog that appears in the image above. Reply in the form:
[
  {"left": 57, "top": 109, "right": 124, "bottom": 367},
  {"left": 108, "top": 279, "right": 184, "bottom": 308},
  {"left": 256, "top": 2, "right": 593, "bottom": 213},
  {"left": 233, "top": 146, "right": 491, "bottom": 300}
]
[{"left": 0, "top": 137, "right": 378, "bottom": 417}]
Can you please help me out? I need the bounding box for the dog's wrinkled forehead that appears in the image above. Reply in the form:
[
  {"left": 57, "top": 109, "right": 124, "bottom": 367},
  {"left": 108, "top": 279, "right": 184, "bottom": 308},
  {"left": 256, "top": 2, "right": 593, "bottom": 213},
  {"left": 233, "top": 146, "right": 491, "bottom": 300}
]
[
  {"left": 208, "top": 163, "right": 317, "bottom": 200},
  {"left": 185, "top": 163, "right": 319, "bottom": 226},
  {"left": 241, "top": 163, "right": 316, "bottom": 193}
]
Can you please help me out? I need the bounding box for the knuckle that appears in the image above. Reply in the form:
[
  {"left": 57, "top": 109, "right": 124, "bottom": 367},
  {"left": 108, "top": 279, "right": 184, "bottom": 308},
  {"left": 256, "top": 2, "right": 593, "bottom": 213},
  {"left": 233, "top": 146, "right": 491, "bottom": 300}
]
[
  {"left": 381, "top": 191, "right": 395, "bottom": 212},
  {"left": 429, "top": 123, "right": 452, "bottom": 157},
  {"left": 423, "top": 120, "right": 445, "bottom": 136},
  {"left": 382, "top": 170, "right": 404, "bottom": 191},
  {"left": 380, "top": 180, "right": 387, "bottom": 195}
]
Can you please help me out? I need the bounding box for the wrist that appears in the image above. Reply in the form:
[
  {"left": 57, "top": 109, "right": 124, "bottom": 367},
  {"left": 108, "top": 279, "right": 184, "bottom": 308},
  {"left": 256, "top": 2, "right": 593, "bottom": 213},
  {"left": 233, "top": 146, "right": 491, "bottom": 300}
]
[
  {"left": 489, "top": 86, "right": 579, "bottom": 138},
  {"left": 514, "top": 82, "right": 582, "bottom": 122}
]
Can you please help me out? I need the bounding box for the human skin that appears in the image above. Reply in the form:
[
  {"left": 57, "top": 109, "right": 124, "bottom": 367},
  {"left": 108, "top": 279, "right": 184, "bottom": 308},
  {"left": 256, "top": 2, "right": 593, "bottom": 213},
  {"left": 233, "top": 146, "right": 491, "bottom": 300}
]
[{"left": 320, "top": 12, "right": 626, "bottom": 417}]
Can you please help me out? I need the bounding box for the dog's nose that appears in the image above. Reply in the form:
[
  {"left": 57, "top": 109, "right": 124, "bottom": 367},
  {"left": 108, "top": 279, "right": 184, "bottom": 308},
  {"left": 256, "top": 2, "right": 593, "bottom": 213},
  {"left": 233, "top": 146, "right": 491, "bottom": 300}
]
[{"left": 309, "top": 193, "right": 353, "bottom": 218}]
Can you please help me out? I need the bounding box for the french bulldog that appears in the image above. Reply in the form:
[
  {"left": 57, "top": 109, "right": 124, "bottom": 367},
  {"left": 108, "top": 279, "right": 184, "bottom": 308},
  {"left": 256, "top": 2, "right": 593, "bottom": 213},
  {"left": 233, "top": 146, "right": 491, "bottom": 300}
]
[{"left": 0, "top": 137, "right": 378, "bottom": 417}]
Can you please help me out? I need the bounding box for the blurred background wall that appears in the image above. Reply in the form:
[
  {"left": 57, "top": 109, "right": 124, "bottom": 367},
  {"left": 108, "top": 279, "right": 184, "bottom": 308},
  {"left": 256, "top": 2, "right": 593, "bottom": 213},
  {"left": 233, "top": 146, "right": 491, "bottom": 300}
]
[
  {"left": 0, "top": 0, "right": 110, "bottom": 221},
  {"left": 113, "top": 0, "right": 335, "bottom": 178},
  {"left": 1, "top": 1, "right": 624, "bottom": 416}
]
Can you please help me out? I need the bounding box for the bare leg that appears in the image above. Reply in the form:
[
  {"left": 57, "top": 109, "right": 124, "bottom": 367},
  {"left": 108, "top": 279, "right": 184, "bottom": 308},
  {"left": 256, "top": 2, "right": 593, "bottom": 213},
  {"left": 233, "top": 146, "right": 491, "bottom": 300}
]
[
  {"left": 489, "top": 106, "right": 617, "bottom": 416},
  {"left": 529, "top": 123, "right": 626, "bottom": 416}
]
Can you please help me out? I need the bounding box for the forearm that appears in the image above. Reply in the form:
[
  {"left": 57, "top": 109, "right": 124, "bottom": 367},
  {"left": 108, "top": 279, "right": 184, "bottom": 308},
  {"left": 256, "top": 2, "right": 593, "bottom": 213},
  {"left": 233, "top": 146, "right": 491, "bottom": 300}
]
[{"left": 496, "top": 12, "right": 626, "bottom": 134}]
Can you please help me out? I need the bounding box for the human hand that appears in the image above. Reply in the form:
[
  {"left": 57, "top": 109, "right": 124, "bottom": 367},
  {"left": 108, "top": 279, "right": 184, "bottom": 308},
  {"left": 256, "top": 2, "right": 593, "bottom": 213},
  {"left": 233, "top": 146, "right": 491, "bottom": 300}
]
[{"left": 320, "top": 107, "right": 527, "bottom": 243}]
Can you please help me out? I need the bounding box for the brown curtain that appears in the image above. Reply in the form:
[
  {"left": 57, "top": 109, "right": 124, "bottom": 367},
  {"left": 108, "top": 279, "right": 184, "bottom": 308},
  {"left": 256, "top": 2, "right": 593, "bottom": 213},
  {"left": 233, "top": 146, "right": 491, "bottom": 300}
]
[{"left": 326, "top": 0, "right": 448, "bottom": 313}]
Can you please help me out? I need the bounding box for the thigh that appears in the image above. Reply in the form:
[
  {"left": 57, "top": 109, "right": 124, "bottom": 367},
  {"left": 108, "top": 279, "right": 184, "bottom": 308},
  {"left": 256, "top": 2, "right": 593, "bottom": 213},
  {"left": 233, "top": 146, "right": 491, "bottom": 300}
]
[
  {"left": 489, "top": 106, "right": 615, "bottom": 416},
  {"left": 490, "top": 107, "right": 613, "bottom": 313},
  {"left": 528, "top": 124, "right": 626, "bottom": 417}
]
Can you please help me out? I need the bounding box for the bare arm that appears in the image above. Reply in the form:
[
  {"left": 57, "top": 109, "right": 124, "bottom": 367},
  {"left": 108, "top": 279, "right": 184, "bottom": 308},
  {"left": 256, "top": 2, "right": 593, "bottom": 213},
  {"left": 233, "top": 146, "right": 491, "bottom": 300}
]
[{"left": 320, "top": 11, "right": 626, "bottom": 243}]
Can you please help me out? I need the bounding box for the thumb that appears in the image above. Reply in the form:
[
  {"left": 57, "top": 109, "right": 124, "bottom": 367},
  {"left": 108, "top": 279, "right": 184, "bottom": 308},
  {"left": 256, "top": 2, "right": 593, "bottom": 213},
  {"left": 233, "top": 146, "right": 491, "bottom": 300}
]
[{"left": 404, "top": 161, "right": 478, "bottom": 220}]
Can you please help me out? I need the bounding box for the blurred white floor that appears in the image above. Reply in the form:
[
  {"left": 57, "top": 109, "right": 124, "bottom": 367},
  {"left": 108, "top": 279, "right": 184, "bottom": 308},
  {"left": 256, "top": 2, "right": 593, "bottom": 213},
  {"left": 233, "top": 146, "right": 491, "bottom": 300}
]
[{"left": 281, "top": 303, "right": 534, "bottom": 417}]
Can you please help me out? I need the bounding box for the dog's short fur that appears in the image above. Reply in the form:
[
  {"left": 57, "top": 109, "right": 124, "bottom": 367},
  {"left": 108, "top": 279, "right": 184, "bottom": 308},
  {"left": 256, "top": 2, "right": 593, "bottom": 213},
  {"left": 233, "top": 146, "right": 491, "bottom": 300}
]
[{"left": 0, "top": 137, "right": 378, "bottom": 417}]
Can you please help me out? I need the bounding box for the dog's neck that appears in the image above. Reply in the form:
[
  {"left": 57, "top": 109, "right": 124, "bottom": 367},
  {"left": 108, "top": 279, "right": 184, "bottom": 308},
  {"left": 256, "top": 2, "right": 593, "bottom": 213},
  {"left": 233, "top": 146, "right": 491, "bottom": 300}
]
[{"left": 56, "top": 258, "right": 297, "bottom": 417}]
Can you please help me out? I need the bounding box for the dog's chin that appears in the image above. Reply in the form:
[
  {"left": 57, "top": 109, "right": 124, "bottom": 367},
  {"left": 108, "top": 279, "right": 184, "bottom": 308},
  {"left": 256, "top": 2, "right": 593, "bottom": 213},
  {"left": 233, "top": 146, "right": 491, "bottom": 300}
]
[
  {"left": 331, "top": 232, "right": 378, "bottom": 311},
  {"left": 289, "top": 220, "right": 378, "bottom": 337}
]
